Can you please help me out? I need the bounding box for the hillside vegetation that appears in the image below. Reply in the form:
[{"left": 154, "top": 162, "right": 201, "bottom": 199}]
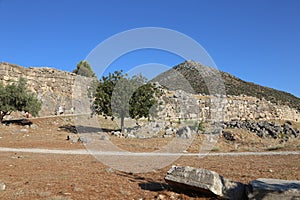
[{"left": 153, "top": 60, "right": 300, "bottom": 111}]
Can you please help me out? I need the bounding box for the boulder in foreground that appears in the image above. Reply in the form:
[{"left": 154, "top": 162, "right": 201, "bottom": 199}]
[
  {"left": 164, "top": 166, "right": 245, "bottom": 199},
  {"left": 248, "top": 178, "right": 300, "bottom": 200}
]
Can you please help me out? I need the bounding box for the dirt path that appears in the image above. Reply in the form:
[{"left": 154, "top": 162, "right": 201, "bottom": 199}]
[{"left": 1, "top": 146, "right": 299, "bottom": 156}]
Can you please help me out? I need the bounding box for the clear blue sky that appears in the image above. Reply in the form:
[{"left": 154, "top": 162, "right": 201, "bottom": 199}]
[{"left": 0, "top": 0, "right": 299, "bottom": 97}]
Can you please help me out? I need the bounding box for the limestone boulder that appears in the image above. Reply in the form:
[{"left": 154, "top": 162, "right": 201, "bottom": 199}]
[
  {"left": 0, "top": 182, "right": 5, "bottom": 191},
  {"left": 248, "top": 178, "right": 300, "bottom": 200},
  {"left": 176, "top": 126, "right": 192, "bottom": 139},
  {"left": 165, "top": 166, "right": 245, "bottom": 199}
]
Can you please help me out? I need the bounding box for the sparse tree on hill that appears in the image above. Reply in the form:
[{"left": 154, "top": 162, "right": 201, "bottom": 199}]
[
  {"left": 92, "top": 70, "right": 159, "bottom": 132},
  {"left": 0, "top": 78, "right": 41, "bottom": 122},
  {"left": 72, "top": 60, "right": 96, "bottom": 78}
]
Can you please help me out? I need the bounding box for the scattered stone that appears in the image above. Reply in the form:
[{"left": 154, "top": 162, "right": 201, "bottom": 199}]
[
  {"left": 248, "top": 178, "right": 300, "bottom": 200},
  {"left": 165, "top": 166, "right": 245, "bottom": 199},
  {"left": 222, "top": 120, "right": 300, "bottom": 140},
  {"left": 0, "top": 182, "right": 6, "bottom": 191},
  {"left": 163, "top": 134, "right": 173, "bottom": 138},
  {"left": 112, "top": 131, "right": 121, "bottom": 137},
  {"left": 79, "top": 135, "right": 93, "bottom": 143},
  {"left": 19, "top": 128, "right": 28, "bottom": 133},
  {"left": 154, "top": 194, "right": 167, "bottom": 200},
  {"left": 165, "top": 127, "right": 174, "bottom": 136},
  {"left": 163, "top": 127, "right": 176, "bottom": 138},
  {"left": 67, "top": 134, "right": 79, "bottom": 143},
  {"left": 176, "top": 126, "right": 192, "bottom": 139},
  {"left": 222, "top": 131, "right": 236, "bottom": 141},
  {"left": 99, "top": 135, "right": 109, "bottom": 140},
  {"left": 30, "top": 124, "right": 38, "bottom": 129},
  {"left": 125, "top": 133, "right": 136, "bottom": 139},
  {"left": 105, "top": 168, "right": 115, "bottom": 173}
]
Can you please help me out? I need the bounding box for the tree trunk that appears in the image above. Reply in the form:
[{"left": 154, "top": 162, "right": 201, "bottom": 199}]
[{"left": 121, "top": 114, "right": 125, "bottom": 133}]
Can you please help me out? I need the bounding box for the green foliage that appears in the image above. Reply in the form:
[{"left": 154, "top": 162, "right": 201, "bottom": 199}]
[
  {"left": 72, "top": 60, "right": 96, "bottom": 78},
  {"left": 92, "top": 70, "right": 124, "bottom": 118},
  {"left": 196, "top": 121, "right": 205, "bottom": 133},
  {"left": 266, "top": 146, "right": 284, "bottom": 151},
  {"left": 211, "top": 147, "right": 220, "bottom": 152},
  {"left": 92, "top": 70, "right": 159, "bottom": 131},
  {"left": 129, "top": 82, "right": 159, "bottom": 120},
  {"left": 192, "top": 121, "right": 205, "bottom": 133},
  {"left": 0, "top": 78, "right": 41, "bottom": 121}
]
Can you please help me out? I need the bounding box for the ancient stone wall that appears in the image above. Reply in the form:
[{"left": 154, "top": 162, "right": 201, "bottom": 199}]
[
  {"left": 1, "top": 62, "right": 299, "bottom": 122},
  {"left": 0, "top": 62, "right": 94, "bottom": 117},
  {"left": 157, "top": 90, "right": 300, "bottom": 122}
]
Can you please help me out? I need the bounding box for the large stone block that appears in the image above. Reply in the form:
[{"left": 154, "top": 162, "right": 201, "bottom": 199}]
[
  {"left": 165, "top": 166, "right": 245, "bottom": 199},
  {"left": 248, "top": 178, "right": 300, "bottom": 200}
]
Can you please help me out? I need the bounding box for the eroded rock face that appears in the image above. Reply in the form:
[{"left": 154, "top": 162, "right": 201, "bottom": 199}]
[
  {"left": 248, "top": 178, "right": 300, "bottom": 200},
  {"left": 164, "top": 166, "right": 246, "bottom": 199}
]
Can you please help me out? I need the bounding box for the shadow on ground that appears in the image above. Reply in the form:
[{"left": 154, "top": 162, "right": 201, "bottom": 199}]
[
  {"left": 2, "top": 119, "right": 32, "bottom": 126},
  {"left": 59, "top": 124, "right": 118, "bottom": 134}
]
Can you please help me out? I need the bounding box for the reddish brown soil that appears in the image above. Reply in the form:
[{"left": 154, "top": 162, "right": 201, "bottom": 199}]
[{"left": 0, "top": 116, "right": 300, "bottom": 199}]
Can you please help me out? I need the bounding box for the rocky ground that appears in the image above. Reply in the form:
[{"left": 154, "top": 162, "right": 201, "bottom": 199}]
[{"left": 0, "top": 115, "right": 300, "bottom": 199}]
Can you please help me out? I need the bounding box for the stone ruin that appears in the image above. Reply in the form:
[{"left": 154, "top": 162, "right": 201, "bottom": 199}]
[
  {"left": 0, "top": 62, "right": 95, "bottom": 116},
  {"left": 154, "top": 85, "right": 300, "bottom": 123},
  {"left": 165, "top": 166, "right": 300, "bottom": 200},
  {"left": 1, "top": 62, "right": 300, "bottom": 124}
]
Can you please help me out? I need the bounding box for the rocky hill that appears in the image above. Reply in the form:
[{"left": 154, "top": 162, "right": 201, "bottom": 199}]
[{"left": 153, "top": 60, "right": 300, "bottom": 111}]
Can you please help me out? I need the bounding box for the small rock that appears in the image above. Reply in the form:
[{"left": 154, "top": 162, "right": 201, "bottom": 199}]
[
  {"left": 125, "top": 133, "right": 136, "bottom": 139},
  {"left": 165, "top": 127, "right": 174, "bottom": 135},
  {"left": 112, "top": 131, "right": 121, "bottom": 137},
  {"left": 19, "top": 129, "right": 28, "bottom": 133},
  {"left": 30, "top": 124, "right": 38, "bottom": 129},
  {"left": 67, "top": 134, "right": 79, "bottom": 143},
  {"left": 105, "top": 168, "right": 115, "bottom": 173},
  {"left": 176, "top": 126, "right": 192, "bottom": 139},
  {"left": 163, "top": 134, "right": 173, "bottom": 138},
  {"left": 222, "top": 131, "right": 236, "bottom": 141},
  {"left": 0, "top": 182, "right": 6, "bottom": 191},
  {"left": 79, "top": 136, "right": 92, "bottom": 143},
  {"left": 99, "top": 134, "right": 109, "bottom": 140},
  {"left": 155, "top": 194, "right": 167, "bottom": 200}
]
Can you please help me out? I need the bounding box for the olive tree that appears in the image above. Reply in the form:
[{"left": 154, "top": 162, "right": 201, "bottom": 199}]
[
  {"left": 92, "top": 70, "right": 159, "bottom": 131},
  {"left": 0, "top": 78, "right": 41, "bottom": 122}
]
